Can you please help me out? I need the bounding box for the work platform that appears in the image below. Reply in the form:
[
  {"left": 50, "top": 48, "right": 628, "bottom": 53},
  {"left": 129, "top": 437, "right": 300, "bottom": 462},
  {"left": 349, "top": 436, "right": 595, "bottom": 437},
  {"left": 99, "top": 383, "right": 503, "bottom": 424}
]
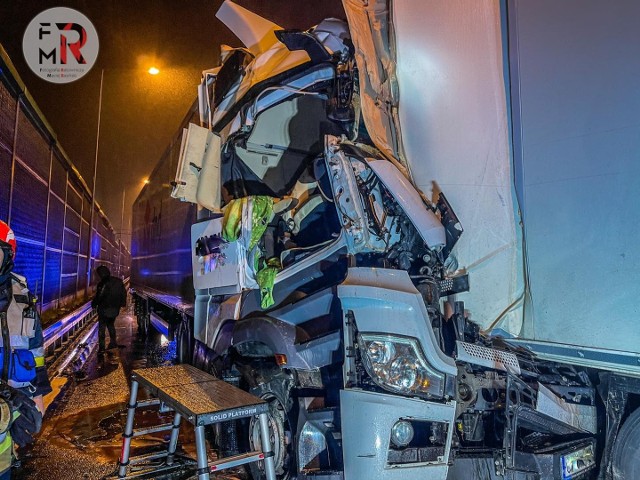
[{"left": 115, "top": 364, "right": 277, "bottom": 480}]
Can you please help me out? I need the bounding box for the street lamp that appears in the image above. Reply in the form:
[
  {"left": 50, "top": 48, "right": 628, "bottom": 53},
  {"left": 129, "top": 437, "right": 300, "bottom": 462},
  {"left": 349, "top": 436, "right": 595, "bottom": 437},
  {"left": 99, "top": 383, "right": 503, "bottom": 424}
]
[{"left": 87, "top": 67, "right": 160, "bottom": 292}]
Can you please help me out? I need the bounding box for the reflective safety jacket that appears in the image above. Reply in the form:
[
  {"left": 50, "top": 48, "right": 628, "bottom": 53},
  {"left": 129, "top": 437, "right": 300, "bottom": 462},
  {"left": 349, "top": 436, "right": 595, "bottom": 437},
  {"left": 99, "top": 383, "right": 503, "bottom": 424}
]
[
  {"left": 222, "top": 196, "right": 280, "bottom": 308},
  {"left": 0, "top": 274, "right": 51, "bottom": 395},
  {"left": 0, "top": 273, "right": 51, "bottom": 473},
  {"left": 0, "top": 408, "right": 18, "bottom": 474},
  {"left": 0, "top": 418, "right": 12, "bottom": 474}
]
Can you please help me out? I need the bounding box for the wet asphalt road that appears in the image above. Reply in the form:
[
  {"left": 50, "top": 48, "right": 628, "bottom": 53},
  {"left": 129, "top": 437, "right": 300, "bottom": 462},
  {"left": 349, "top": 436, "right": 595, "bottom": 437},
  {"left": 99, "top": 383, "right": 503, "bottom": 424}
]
[{"left": 15, "top": 309, "right": 245, "bottom": 480}]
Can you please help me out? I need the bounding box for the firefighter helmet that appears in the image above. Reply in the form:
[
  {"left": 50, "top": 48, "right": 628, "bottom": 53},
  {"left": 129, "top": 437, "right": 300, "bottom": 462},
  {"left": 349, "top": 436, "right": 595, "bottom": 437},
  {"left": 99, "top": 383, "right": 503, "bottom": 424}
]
[
  {"left": 0, "top": 221, "right": 16, "bottom": 276},
  {"left": 0, "top": 221, "right": 16, "bottom": 256}
]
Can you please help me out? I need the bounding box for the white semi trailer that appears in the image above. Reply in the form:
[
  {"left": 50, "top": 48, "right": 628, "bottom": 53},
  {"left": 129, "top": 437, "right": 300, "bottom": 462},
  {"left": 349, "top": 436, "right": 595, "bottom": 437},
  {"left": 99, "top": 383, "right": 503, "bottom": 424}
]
[{"left": 132, "top": 1, "right": 640, "bottom": 479}]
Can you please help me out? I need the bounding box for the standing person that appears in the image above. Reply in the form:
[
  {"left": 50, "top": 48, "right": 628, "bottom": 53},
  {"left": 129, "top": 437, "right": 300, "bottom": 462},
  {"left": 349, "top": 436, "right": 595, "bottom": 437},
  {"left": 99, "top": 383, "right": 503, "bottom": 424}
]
[
  {"left": 91, "top": 265, "right": 127, "bottom": 353},
  {"left": 0, "top": 221, "right": 50, "bottom": 479}
]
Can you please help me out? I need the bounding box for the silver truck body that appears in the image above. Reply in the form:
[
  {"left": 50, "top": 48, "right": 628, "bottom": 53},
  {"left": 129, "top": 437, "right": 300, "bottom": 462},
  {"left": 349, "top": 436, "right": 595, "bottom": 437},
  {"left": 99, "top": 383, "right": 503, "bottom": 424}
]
[{"left": 132, "top": 1, "right": 640, "bottom": 478}]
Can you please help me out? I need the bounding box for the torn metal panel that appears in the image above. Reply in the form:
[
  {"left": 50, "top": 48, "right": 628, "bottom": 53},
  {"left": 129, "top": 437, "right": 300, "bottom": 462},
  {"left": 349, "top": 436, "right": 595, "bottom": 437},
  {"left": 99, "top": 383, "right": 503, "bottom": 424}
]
[
  {"left": 215, "top": 0, "right": 282, "bottom": 55},
  {"left": 344, "top": 0, "right": 524, "bottom": 336},
  {"left": 341, "top": 0, "right": 409, "bottom": 177},
  {"left": 536, "top": 383, "right": 597, "bottom": 434}
]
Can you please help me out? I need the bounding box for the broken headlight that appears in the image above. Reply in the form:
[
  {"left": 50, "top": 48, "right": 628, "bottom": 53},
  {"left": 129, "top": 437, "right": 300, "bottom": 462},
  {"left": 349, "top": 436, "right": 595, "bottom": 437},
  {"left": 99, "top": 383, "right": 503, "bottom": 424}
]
[{"left": 359, "top": 334, "right": 445, "bottom": 399}]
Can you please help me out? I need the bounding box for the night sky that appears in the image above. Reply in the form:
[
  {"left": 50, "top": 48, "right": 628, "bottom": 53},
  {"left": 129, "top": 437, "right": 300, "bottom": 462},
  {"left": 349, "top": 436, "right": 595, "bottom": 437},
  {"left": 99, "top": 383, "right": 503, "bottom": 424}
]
[{"left": 0, "top": 0, "right": 344, "bottom": 244}]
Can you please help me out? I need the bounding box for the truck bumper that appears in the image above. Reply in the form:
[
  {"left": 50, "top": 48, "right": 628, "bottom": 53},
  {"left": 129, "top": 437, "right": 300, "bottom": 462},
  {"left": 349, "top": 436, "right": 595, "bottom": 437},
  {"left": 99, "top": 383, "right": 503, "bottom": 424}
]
[{"left": 340, "top": 389, "right": 456, "bottom": 480}]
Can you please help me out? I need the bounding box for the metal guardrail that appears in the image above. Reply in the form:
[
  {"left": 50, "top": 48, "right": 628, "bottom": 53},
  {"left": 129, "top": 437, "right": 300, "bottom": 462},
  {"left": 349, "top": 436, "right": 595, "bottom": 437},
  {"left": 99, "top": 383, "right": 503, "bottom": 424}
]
[
  {"left": 43, "top": 278, "right": 130, "bottom": 375},
  {"left": 43, "top": 302, "right": 95, "bottom": 354},
  {"left": 43, "top": 301, "right": 97, "bottom": 377}
]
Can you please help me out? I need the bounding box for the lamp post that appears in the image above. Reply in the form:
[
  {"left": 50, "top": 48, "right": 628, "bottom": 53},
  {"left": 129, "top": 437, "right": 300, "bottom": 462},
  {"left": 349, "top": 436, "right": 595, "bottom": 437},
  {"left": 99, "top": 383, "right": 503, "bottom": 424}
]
[
  {"left": 117, "top": 186, "right": 125, "bottom": 278},
  {"left": 86, "top": 69, "right": 104, "bottom": 296}
]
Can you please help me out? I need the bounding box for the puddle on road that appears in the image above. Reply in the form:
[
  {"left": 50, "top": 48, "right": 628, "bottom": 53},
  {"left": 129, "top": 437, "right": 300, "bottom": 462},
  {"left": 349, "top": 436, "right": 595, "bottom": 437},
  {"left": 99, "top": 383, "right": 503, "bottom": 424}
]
[
  {"left": 56, "top": 405, "right": 173, "bottom": 447},
  {"left": 50, "top": 332, "right": 185, "bottom": 462},
  {"left": 46, "top": 402, "right": 245, "bottom": 479},
  {"left": 49, "top": 402, "right": 193, "bottom": 464}
]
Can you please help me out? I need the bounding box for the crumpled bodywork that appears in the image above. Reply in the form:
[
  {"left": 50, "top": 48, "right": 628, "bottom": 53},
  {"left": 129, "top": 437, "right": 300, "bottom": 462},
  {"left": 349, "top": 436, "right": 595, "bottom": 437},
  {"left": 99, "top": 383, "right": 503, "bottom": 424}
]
[
  {"left": 342, "top": 0, "right": 409, "bottom": 176},
  {"left": 204, "top": 1, "right": 352, "bottom": 140},
  {"left": 344, "top": 0, "right": 525, "bottom": 336},
  {"left": 178, "top": 3, "right": 599, "bottom": 479}
]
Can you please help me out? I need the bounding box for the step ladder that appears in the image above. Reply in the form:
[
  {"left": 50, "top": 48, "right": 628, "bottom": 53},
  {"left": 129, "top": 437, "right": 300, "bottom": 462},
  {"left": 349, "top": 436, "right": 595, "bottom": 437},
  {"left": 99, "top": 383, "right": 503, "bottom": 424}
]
[{"left": 116, "top": 364, "right": 277, "bottom": 480}]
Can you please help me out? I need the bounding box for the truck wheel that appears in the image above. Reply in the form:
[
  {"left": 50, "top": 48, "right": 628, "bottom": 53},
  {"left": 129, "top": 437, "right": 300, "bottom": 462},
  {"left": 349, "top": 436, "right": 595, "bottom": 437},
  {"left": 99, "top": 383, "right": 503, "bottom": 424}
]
[
  {"left": 245, "top": 370, "right": 295, "bottom": 480},
  {"left": 612, "top": 407, "right": 640, "bottom": 479}
]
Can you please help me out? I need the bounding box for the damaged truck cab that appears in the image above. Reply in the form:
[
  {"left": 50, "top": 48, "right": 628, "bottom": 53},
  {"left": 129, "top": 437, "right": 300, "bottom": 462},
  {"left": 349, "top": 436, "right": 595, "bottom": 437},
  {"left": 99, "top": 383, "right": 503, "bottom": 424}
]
[{"left": 132, "top": 1, "right": 640, "bottom": 479}]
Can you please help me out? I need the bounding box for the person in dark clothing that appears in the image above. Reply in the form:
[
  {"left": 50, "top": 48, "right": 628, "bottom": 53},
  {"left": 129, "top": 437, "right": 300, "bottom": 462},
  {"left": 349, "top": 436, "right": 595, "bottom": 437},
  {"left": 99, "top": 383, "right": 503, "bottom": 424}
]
[{"left": 91, "top": 265, "right": 127, "bottom": 353}]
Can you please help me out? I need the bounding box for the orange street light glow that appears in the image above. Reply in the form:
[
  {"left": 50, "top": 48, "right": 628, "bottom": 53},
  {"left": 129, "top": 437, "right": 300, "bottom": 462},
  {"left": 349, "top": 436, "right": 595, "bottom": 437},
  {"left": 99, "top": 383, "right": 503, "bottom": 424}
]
[{"left": 148, "top": 67, "right": 160, "bottom": 75}]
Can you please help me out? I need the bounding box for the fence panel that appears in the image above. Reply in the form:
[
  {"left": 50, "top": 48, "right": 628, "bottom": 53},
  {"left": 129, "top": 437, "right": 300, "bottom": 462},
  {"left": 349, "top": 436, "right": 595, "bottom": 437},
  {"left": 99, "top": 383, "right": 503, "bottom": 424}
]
[
  {"left": 15, "top": 110, "right": 49, "bottom": 180},
  {"left": 0, "top": 46, "right": 131, "bottom": 317},
  {"left": 0, "top": 149, "right": 10, "bottom": 220}
]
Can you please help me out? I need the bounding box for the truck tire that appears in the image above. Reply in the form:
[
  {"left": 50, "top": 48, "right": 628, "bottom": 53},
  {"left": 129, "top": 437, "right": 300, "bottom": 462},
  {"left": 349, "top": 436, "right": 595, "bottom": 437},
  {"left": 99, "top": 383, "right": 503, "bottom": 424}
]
[
  {"left": 242, "top": 369, "right": 295, "bottom": 480},
  {"left": 612, "top": 407, "right": 640, "bottom": 479}
]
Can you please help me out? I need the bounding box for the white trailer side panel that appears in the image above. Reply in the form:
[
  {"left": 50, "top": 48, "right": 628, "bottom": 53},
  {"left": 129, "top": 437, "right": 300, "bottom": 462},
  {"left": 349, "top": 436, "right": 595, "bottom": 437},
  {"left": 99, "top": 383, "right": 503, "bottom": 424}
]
[
  {"left": 392, "top": 0, "right": 524, "bottom": 334},
  {"left": 508, "top": 0, "right": 640, "bottom": 352}
]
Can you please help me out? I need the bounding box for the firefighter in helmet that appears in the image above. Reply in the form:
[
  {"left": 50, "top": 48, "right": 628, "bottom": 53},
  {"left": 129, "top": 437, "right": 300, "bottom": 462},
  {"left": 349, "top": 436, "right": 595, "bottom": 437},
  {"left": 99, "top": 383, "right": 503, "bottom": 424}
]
[{"left": 0, "top": 221, "right": 51, "bottom": 479}]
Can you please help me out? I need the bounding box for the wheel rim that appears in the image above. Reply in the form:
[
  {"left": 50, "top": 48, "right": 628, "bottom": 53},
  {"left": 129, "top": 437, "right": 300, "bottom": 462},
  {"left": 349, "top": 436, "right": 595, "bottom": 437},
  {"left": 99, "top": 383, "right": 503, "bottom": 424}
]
[{"left": 249, "top": 393, "right": 291, "bottom": 477}]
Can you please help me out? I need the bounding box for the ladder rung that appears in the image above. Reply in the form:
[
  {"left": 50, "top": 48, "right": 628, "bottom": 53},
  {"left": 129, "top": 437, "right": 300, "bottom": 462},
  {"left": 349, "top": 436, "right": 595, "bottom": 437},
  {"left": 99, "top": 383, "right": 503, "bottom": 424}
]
[
  {"left": 132, "top": 423, "right": 174, "bottom": 437},
  {"left": 129, "top": 450, "right": 169, "bottom": 465},
  {"left": 209, "top": 451, "right": 265, "bottom": 472},
  {"left": 136, "top": 398, "right": 160, "bottom": 408}
]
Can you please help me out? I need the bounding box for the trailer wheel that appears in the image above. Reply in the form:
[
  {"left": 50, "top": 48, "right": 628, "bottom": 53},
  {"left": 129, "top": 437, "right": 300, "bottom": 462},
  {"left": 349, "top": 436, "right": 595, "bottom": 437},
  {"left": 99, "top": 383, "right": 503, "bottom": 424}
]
[
  {"left": 137, "top": 312, "right": 150, "bottom": 338},
  {"left": 612, "top": 407, "right": 640, "bottom": 479},
  {"left": 176, "top": 318, "right": 193, "bottom": 365}
]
